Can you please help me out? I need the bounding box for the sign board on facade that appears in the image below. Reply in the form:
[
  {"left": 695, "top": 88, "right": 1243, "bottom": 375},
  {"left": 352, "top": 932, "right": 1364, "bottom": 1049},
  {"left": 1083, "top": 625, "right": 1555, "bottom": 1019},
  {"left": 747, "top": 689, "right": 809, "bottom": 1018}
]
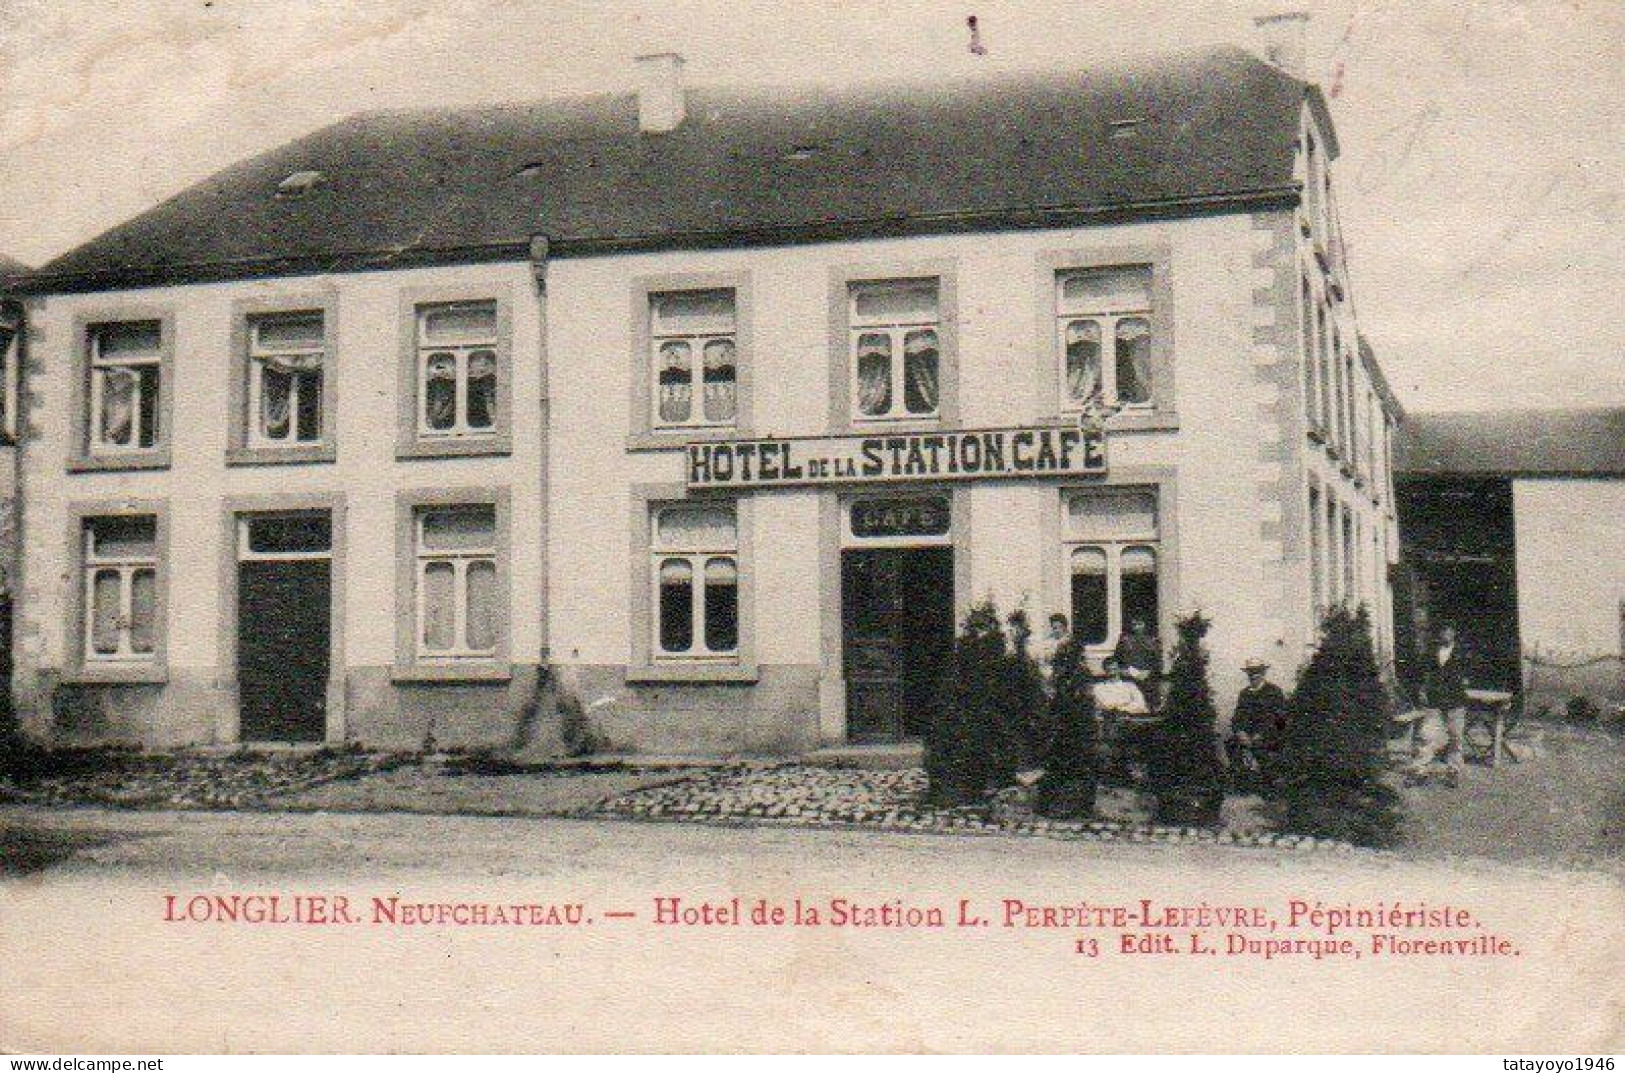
[{"left": 687, "top": 425, "right": 1106, "bottom": 490}]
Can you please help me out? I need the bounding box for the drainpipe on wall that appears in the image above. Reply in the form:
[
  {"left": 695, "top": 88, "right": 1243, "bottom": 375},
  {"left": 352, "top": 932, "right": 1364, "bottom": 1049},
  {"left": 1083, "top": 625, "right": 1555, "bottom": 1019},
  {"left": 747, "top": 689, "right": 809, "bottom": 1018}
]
[{"left": 524, "top": 233, "right": 560, "bottom": 756}]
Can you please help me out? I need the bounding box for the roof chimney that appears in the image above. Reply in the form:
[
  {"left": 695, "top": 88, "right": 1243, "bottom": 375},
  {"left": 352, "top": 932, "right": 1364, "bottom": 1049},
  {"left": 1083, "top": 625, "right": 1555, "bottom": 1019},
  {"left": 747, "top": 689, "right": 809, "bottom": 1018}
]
[
  {"left": 635, "top": 52, "right": 685, "bottom": 134},
  {"left": 1253, "top": 10, "right": 1308, "bottom": 80}
]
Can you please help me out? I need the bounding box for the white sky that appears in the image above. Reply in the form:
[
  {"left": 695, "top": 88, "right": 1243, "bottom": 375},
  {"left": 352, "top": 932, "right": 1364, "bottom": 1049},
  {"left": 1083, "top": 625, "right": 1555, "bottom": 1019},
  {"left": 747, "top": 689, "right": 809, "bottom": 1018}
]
[{"left": 0, "top": 0, "right": 1621, "bottom": 412}]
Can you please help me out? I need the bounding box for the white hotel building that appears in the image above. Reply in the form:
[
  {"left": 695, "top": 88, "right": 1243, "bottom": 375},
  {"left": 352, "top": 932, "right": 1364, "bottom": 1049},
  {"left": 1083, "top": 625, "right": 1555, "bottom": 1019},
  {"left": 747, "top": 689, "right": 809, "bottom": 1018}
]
[{"left": 4, "top": 26, "right": 1403, "bottom": 754}]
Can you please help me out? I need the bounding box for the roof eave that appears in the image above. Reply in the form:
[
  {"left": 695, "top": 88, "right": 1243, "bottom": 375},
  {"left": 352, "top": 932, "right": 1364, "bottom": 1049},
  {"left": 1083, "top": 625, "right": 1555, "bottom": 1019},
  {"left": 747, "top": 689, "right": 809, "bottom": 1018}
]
[
  {"left": 17, "top": 186, "right": 1301, "bottom": 297},
  {"left": 1304, "top": 84, "right": 1340, "bottom": 159}
]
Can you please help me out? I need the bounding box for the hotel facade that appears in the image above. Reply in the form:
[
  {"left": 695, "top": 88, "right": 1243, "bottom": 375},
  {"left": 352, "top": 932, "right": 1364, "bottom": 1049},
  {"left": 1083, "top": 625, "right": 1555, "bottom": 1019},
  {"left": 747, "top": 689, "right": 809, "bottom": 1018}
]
[{"left": 4, "top": 32, "right": 1403, "bottom": 754}]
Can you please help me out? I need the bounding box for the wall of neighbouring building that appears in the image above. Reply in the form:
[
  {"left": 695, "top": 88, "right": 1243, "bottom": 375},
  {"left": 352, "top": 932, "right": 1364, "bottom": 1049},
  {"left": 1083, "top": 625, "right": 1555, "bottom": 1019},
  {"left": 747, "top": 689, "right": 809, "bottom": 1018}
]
[{"left": 1513, "top": 478, "right": 1625, "bottom": 712}]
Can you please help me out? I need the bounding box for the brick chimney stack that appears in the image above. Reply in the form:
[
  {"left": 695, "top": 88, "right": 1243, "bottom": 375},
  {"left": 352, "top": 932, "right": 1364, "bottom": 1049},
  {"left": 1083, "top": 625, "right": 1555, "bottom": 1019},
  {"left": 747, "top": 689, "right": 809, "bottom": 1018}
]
[
  {"left": 1253, "top": 11, "right": 1309, "bottom": 80},
  {"left": 635, "top": 52, "right": 686, "bottom": 134}
]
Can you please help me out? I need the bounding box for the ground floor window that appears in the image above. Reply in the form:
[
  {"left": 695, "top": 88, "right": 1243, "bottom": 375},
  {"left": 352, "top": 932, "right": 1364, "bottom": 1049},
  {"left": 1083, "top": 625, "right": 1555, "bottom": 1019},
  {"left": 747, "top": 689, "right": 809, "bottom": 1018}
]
[
  {"left": 1062, "top": 488, "right": 1159, "bottom": 648},
  {"left": 415, "top": 504, "right": 499, "bottom": 660},
  {"left": 82, "top": 515, "right": 159, "bottom": 663},
  {"left": 652, "top": 503, "right": 738, "bottom": 659}
]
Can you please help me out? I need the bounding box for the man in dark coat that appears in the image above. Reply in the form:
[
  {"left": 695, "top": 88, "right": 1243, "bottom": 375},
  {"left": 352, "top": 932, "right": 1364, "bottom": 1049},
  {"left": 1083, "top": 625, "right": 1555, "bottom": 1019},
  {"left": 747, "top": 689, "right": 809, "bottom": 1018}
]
[
  {"left": 1422, "top": 623, "right": 1470, "bottom": 775},
  {"left": 1227, "top": 658, "right": 1288, "bottom": 789}
]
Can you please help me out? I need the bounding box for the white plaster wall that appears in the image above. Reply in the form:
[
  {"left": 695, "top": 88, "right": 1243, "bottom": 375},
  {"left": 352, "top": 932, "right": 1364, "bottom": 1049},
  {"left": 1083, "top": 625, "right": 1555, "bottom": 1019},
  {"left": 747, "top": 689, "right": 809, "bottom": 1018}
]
[
  {"left": 546, "top": 215, "right": 1295, "bottom": 715},
  {"left": 17, "top": 262, "right": 546, "bottom": 679},
  {"left": 16, "top": 209, "right": 1399, "bottom": 742},
  {"left": 1513, "top": 479, "right": 1625, "bottom": 664}
]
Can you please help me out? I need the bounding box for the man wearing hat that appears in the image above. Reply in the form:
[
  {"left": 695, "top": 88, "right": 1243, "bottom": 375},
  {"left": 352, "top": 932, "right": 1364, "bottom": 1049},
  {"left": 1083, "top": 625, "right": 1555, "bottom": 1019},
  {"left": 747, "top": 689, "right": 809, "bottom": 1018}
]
[{"left": 1227, "top": 658, "right": 1289, "bottom": 789}]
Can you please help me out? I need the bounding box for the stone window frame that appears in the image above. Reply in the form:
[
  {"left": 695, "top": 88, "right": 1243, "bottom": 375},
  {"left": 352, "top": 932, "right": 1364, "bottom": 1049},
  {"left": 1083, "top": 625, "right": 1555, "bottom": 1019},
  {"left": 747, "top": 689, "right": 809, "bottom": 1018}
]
[
  {"left": 1300, "top": 269, "right": 1327, "bottom": 443},
  {"left": 393, "top": 486, "right": 513, "bottom": 683},
  {"left": 67, "top": 306, "right": 176, "bottom": 473},
  {"left": 627, "top": 270, "right": 754, "bottom": 451},
  {"left": 1040, "top": 467, "right": 1180, "bottom": 656},
  {"left": 396, "top": 284, "right": 515, "bottom": 460},
  {"left": 1034, "top": 244, "right": 1177, "bottom": 433},
  {"left": 62, "top": 498, "right": 171, "bottom": 684},
  {"left": 826, "top": 259, "right": 959, "bottom": 435},
  {"left": 627, "top": 483, "right": 757, "bottom": 684},
  {"left": 226, "top": 292, "right": 339, "bottom": 466}
]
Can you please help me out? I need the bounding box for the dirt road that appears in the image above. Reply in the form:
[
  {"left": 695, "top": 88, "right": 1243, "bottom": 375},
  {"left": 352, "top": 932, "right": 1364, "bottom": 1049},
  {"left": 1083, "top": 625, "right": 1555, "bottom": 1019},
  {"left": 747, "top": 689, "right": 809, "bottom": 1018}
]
[{"left": 2, "top": 806, "right": 1621, "bottom": 1052}]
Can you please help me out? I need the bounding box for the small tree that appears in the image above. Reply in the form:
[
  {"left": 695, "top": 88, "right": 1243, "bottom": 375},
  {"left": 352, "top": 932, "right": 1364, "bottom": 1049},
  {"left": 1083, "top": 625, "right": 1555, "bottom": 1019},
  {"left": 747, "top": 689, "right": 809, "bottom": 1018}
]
[
  {"left": 1146, "top": 612, "right": 1225, "bottom": 826},
  {"left": 1003, "top": 610, "right": 1049, "bottom": 768},
  {"left": 1275, "top": 605, "right": 1402, "bottom": 846},
  {"left": 1036, "top": 634, "right": 1099, "bottom": 819},
  {"left": 926, "top": 600, "right": 1020, "bottom": 806}
]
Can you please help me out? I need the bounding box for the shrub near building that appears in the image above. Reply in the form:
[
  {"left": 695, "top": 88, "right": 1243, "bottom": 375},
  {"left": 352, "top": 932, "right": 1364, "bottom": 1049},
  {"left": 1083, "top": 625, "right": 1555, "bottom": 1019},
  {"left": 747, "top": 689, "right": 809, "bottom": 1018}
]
[
  {"left": 925, "top": 600, "right": 1025, "bottom": 807},
  {"left": 1145, "top": 612, "right": 1225, "bottom": 826},
  {"left": 1036, "top": 632, "right": 1100, "bottom": 819},
  {"left": 1275, "top": 605, "right": 1402, "bottom": 847}
]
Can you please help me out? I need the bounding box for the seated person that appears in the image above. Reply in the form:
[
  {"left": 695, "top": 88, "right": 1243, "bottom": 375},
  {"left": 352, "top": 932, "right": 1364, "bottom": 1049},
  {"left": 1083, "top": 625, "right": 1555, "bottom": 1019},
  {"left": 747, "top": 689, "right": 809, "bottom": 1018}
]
[
  {"left": 1113, "top": 617, "right": 1163, "bottom": 709},
  {"left": 1092, "top": 656, "right": 1150, "bottom": 717},
  {"left": 1227, "top": 657, "right": 1287, "bottom": 786}
]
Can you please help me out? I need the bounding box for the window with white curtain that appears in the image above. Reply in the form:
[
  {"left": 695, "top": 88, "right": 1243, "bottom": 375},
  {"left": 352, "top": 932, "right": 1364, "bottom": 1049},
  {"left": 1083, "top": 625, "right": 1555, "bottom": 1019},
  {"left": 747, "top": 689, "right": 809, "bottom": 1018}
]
[
  {"left": 83, "top": 516, "right": 158, "bottom": 663},
  {"left": 652, "top": 504, "right": 738, "bottom": 659},
  {"left": 89, "top": 321, "right": 162, "bottom": 453},
  {"left": 1057, "top": 266, "right": 1153, "bottom": 410},
  {"left": 415, "top": 505, "right": 498, "bottom": 660},
  {"left": 417, "top": 302, "right": 499, "bottom": 438},
  {"left": 248, "top": 312, "right": 324, "bottom": 446},
  {"left": 1062, "top": 488, "right": 1159, "bottom": 649},
  {"left": 849, "top": 280, "right": 940, "bottom": 421},
  {"left": 651, "top": 290, "right": 737, "bottom": 429}
]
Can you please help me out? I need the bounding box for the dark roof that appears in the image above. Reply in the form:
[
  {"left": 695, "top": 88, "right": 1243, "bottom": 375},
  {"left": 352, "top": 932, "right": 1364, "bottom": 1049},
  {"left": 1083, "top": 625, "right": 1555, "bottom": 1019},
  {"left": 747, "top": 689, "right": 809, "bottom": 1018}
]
[
  {"left": 1398, "top": 408, "right": 1625, "bottom": 478},
  {"left": 1359, "top": 335, "right": 1403, "bottom": 421},
  {"left": 26, "top": 47, "right": 1317, "bottom": 294}
]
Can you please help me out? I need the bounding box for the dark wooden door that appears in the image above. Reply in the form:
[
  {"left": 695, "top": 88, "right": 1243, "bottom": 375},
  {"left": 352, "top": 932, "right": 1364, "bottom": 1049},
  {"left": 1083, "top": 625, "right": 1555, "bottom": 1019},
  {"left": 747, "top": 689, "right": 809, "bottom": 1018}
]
[
  {"left": 842, "top": 547, "right": 955, "bottom": 743},
  {"left": 238, "top": 560, "right": 330, "bottom": 742}
]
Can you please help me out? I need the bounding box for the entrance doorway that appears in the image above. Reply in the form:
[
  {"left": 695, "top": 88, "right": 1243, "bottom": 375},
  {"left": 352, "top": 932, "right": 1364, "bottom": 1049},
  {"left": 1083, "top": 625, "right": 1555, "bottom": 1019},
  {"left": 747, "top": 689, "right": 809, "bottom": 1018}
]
[
  {"left": 840, "top": 495, "right": 956, "bottom": 743},
  {"left": 236, "top": 512, "right": 332, "bottom": 743}
]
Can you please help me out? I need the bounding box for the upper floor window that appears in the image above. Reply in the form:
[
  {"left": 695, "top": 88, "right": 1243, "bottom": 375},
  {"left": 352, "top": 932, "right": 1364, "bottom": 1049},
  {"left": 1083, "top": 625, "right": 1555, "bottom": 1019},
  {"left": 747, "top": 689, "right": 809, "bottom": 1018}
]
[
  {"left": 417, "top": 301, "right": 499, "bottom": 439},
  {"left": 1057, "top": 266, "right": 1153, "bottom": 409},
  {"left": 1316, "top": 302, "right": 1335, "bottom": 444},
  {"left": 849, "top": 280, "right": 940, "bottom": 421},
  {"left": 652, "top": 503, "right": 738, "bottom": 660},
  {"left": 82, "top": 515, "right": 159, "bottom": 664},
  {"left": 651, "top": 290, "right": 736, "bottom": 430},
  {"left": 1304, "top": 133, "right": 1322, "bottom": 234},
  {"left": 89, "top": 321, "right": 162, "bottom": 453},
  {"left": 1301, "top": 274, "right": 1321, "bottom": 433},
  {"left": 248, "top": 312, "right": 325, "bottom": 446}
]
